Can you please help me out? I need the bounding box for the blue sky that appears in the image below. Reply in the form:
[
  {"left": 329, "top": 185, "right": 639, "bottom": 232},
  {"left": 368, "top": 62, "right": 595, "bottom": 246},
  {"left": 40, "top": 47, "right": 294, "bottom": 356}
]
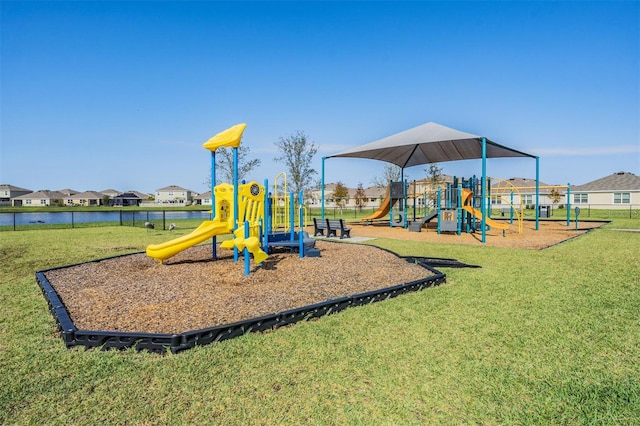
[{"left": 2, "top": 1, "right": 638, "bottom": 194}]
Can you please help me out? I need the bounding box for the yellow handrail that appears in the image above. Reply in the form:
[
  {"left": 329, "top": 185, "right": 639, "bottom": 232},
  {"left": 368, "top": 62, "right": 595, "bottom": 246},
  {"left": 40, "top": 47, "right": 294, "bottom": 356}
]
[{"left": 272, "top": 172, "right": 291, "bottom": 231}]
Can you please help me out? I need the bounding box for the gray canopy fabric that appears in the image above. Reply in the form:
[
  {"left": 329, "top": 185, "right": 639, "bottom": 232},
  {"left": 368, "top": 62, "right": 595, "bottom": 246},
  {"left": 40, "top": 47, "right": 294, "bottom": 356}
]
[{"left": 326, "top": 122, "right": 536, "bottom": 168}]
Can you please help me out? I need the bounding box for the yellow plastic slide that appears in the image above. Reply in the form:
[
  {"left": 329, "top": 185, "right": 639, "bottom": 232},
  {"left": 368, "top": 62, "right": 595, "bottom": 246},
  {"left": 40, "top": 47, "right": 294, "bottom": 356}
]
[
  {"left": 146, "top": 220, "right": 232, "bottom": 262},
  {"left": 361, "top": 193, "right": 393, "bottom": 221},
  {"left": 461, "top": 189, "right": 509, "bottom": 231}
]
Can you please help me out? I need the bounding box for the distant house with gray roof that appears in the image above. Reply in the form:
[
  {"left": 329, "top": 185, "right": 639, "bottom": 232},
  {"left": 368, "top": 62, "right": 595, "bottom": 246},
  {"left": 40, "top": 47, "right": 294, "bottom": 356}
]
[
  {"left": 13, "top": 190, "right": 67, "bottom": 207},
  {"left": 0, "top": 184, "right": 32, "bottom": 206},
  {"left": 154, "top": 185, "right": 195, "bottom": 206},
  {"left": 572, "top": 171, "right": 640, "bottom": 209},
  {"left": 109, "top": 192, "right": 143, "bottom": 207},
  {"left": 194, "top": 191, "right": 212, "bottom": 206},
  {"left": 68, "top": 191, "right": 107, "bottom": 206},
  {"left": 100, "top": 189, "right": 120, "bottom": 200},
  {"left": 491, "top": 177, "right": 566, "bottom": 209}
]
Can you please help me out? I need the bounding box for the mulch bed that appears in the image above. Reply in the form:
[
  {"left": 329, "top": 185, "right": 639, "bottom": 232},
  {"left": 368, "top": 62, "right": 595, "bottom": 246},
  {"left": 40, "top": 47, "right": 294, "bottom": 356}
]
[{"left": 44, "top": 241, "right": 433, "bottom": 334}]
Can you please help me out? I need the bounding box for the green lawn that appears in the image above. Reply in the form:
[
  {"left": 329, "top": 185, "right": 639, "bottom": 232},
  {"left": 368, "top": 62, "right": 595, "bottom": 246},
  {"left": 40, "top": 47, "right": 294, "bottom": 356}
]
[{"left": 1, "top": 219, "right": 639, "bottom": 424}]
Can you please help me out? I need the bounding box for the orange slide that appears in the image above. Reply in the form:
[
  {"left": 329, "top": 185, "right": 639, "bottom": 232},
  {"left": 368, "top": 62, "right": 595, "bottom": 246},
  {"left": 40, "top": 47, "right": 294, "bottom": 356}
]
[
  {"left": 361, "top": 193, "right": 394, "bottom": 222},
  {"left": 461, "top": 189, "right": 509, "bottom": 231}
]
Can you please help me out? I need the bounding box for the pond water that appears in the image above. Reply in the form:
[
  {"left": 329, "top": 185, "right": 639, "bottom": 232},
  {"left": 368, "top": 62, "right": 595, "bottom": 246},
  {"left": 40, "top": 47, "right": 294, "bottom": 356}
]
[{"left": 0, "top": 210, "right": 211, "bottom": 227}]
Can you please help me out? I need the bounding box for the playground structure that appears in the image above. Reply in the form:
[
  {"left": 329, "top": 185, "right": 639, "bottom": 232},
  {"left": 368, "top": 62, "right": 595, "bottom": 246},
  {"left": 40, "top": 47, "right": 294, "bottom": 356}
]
[
  {"left": 146, "top": 123, "right": 318, "bottom": 274},
  {"left": 363, "top": 176, "right": 519, "bottom": 237},
  {"left": 432, "top": 176, "right": 513, "bottom": 236},
  {"left": 361, "top": 181, "right": 406, "bottom": 226}
]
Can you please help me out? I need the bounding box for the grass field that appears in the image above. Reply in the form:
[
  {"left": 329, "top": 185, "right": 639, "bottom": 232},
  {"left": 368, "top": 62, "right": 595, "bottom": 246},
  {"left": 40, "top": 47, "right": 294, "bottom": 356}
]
[{"left": 1, "top": 219, "right": 639, "bottom": 424}]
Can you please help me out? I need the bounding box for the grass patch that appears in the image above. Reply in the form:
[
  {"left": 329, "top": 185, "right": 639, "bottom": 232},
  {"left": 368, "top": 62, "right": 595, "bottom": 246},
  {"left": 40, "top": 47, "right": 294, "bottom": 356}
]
[{"left": 1, "top": 221, "right": 639, "bottom": 424}]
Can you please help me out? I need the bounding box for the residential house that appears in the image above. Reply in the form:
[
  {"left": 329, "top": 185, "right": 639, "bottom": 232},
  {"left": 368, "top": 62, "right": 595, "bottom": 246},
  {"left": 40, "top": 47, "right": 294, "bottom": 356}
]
[
  {"left": 13, "top": 190, "right": 67, "bottom": 207},
  {"left": 100, "top": 189, "right": 120, "bottom": 203},
  {"left": 0, "top": 184, "right": 32, "bottom": 206},
  {"left": 154, "top": 185, "right": 195, "bottom": 206},
  {"left": 571, "top": 171, "right": 640, "bottom": 209},
  {"left": 194, "top": 191, "right": 212, "bottom": 206},
  {"left": 490, "top": 177, "right": 566, "bottom": 209},
  {"left": 68, "top": 191, "right": 107, "bottom": 206},
  {"left": 110, "top": 192, "right": 144, "bottom": 207}
]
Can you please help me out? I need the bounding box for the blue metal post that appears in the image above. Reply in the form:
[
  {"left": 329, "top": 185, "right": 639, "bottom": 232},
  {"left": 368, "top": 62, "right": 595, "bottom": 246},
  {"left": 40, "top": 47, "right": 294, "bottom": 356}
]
[
  {"left": 263, "top": 179, "right": 269, "bottom": 251},
  {"left": 510, "top": 192, "right": 514, "bottom": 224},
  {"left": 458, "top": 185, "right": 462, "bottom": 235},
  {"left": 299, "top": 191, "right": 304, "bottom": 258},
  {"left": 535, "top": 156, "right": 540, "bottom": 230},
  {"left": 481, "top": 137, "right": 487, "bottom": 243},
  {"left": 404, "top": 179, "right": 408, "bottom": 228},
  {"left": 437, "top": 186, "right": 441, "bottom": 234},
  {"left": 566, "top": 183, "right": 571, "bottom": 226},
  {"left": 389, "top": 180, "right": 393, "bottom": 228}
]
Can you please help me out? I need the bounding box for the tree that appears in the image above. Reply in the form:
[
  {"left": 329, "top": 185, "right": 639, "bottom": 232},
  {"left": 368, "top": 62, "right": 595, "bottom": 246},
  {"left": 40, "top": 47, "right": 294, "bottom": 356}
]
[
  {"left": 548, "top": 188, "right": 562, "bottom": 214},
  {"left": 204, "top": 146, "right": 261, "bottom": 187},
  {"left": 371, "top": 164, "right": 403, "bottom": 190},
  {"left": 425, "top": 163, "right": 443, "bottom": 208},
  {"left": 354, "top": 182, "right": 367, "bottom": 212},
  {"left": 274, "top": 131, "right": 318, "bottom": 195},
  {"left": 332, "top": 181, "right": 349, "bottom": 210},
  {"left": 425, "top": 163, "right": 443, "bottom": 185}
]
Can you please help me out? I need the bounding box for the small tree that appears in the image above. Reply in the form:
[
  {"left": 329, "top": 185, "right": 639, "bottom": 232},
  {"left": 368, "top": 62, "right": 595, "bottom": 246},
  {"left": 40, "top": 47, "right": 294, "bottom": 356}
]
[
  {"left": 371, "top": 164, "right": 402, "bottom": 191},
  {"left": 332, "top": 181, "right": 349, "bottom": 213},
  {"left": 354, "top": 182, "right": 367, "bottom": 212},
  {"left": 548, "top": 188, "right": 562, "bottom": 215},
  {"left": 274, "top": 131, "right": 319, "bottom": 195},
  {"left": 204, "top": 145, "right": 261, "bottom": 187},
  {"left": 425, "top": 163, "right": 443, "bottom": 208}
]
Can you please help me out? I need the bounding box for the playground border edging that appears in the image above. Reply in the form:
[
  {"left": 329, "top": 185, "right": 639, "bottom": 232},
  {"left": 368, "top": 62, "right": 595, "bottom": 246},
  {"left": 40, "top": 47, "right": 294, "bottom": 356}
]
[{"left": 36, "top": 252, "right": 446, "bottom": 354}]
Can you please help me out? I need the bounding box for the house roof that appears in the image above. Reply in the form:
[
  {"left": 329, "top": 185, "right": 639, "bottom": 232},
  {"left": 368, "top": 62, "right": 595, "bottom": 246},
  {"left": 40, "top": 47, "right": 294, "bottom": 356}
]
[
  {"left": 56, "top": 188, "right": 79, "bottom": 196},
  {"left": 492, "top": 177, "right": 553, "bottom": 189},
  {"left": 100, "top": 189, "right": 120, "bottom": 195},
  {"left": 156, "top": 185, "right": 192, "bottom": 192},
  {"left": 0, "top": 184, "right": 32, "bottom": 192},
  {"left": 114, "top": 192, "right": 142, "bottom": 199},
  {"left": 491, "top": 177, "right": 565, "bottom": 195},
  {"left": 572, "top": 171, "right": 640, "bottom": 191},
  {"left": 14, "top": 190, "right": 67, "bottom": 199},
  {"left": 327, "top": 121, "right": 536, "bottom": 168},
  {"left": 116, "top": 190, "right": 151, "bottom": 200},
  {"left": 70, "top": 191, "right": 105, "bottom": 199}
]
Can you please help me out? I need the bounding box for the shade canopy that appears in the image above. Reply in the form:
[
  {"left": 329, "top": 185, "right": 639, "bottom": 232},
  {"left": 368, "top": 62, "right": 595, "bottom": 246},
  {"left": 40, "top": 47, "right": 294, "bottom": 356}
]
[{"left": 327, "top": 122, "right": 536, "bottom": 168}]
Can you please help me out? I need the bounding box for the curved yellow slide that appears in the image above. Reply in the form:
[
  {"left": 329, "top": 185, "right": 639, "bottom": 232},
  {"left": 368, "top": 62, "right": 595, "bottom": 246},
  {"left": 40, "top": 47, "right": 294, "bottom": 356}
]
[
  {"left": 461, "top": 205, "right": 509, "bottom": 231},
  {"left": 146, "top": 220, "right": 231, "bottom": 262},
  {"left": 362, "top": 193, "right": 393, "bottom": 221},
  {"left": 220, "top": 224, "right": 268, "bottom": 264},
  {"left": 461, "top": 189, "right": 508, "bottom": 231}
]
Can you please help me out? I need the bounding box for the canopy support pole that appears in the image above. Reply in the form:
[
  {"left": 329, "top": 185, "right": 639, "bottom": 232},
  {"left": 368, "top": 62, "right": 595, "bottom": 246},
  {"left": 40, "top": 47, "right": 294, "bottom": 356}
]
[
  {"left": 535, "top": 156, "right": 540, "bottom": 230},
  {"left": 481, "top": 137, "right": 487, "bottom": 243}
]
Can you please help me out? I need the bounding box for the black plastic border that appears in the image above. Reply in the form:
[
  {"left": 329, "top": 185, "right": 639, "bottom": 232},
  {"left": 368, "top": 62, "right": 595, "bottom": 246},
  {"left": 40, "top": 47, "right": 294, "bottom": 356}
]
[{"left": 36, "top": 253, "right": 445, "bottom": 354}]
